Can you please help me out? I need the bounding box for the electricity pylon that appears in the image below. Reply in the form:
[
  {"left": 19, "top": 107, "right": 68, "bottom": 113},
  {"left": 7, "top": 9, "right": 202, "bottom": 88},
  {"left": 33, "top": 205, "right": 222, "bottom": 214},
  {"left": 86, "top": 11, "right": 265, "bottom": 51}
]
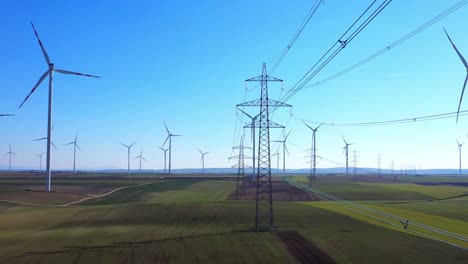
[
  {"left": 229, "top": 136, "right": 251, "bottom": 200},
  {"left": 237, "top": 63, "right": 291, "bottom": 231}
]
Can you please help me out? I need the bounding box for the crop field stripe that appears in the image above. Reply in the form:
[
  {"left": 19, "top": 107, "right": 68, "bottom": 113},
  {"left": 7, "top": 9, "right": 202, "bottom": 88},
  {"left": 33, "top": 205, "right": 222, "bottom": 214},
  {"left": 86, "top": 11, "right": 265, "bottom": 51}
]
[
  {"left": 285, "top": 178, "right": 468, "bottom": 251},
  {"left": 65, "top": 182, "right": 154, "bottom": 206}
]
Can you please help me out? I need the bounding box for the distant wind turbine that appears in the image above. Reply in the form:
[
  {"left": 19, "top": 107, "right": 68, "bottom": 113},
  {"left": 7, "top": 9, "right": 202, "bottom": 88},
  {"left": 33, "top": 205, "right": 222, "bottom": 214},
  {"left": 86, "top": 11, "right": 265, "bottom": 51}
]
[
  {"left": 158, "top": 146, "right": 169, "bottom": 174},
  {"left": 342, "top": 137, "right": 354, "bottom": 180},
  {"left": 304, "top": 122, "right": 324, "bottom": 186},
  {"left": 34, "top": 124, "right": 57, "bottom": 149},
  {"left": 272, "top": 150, "right": 280, "bottom": 174},
  {"left": 64, "top": 132, "right": 80, "bottom": 173},
  {"left": 133, "top": 149, "right": 146, "bottom": 174},
  {"left": 4, "top": 145, "right": 16, "bottom": 172},
  {"left": 163, "top": 122, "right": 181, "bottom": 175},
  {"left": 121, "top": 142, "right": 135, "bottom": 175},
  {"left": 237, "top": 108, "right": 260, "bottom": 180},
  {"left": 36, "top": 153, "right": 44, "bottom": 171},
  {"left": 272, "top": 130, "right": 291, "bottom": 174},
  {"left": 19, "top": 22, "right": 100, "bottom": 192},
  {"left": 444, "top": 28, "right": 468, "bottom": 123},
  {"left": 457, "top": 139, "right": 464, "bottom": 175},
  {"left": 197, "top": 148, "right": 209, "bottom": 173}
]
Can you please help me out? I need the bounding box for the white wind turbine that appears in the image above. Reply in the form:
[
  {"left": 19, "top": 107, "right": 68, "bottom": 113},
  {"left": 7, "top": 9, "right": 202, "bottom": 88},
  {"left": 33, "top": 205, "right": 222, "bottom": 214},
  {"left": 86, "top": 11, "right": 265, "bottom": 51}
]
[
  {"left": 133, "top": 149, "right": 147, "bottom": 174},
  {"left": 158, "top": 146, "right": 169, "bottom": 174},
  {"left": 163, "top": 122, "right": 181, "bottom": 175},
  {"left": 4, "top": 145, "right": 16, "bottom": 172},
  {"left": 36, "top": 152, "right": 44, "bottom": 172},
  {"left": 121, "top": 142, "right": 135, "bottom": 175},
  {"left": 444, "top": 28, "right": 468, "bottom": 122},
  {"left": 64, "top": 132, "right": 80, "bottom": 174},
  {"left": 19, "top": 23, "right": 100, "bottom": 192},
  {"left": 197, "top": 148, "right": 209, "bottom": 173}
]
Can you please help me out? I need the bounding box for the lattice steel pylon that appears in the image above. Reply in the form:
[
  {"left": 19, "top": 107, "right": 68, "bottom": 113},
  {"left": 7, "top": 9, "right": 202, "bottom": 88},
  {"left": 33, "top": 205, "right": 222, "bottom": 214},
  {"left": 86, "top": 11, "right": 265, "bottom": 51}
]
[
  {"left": 229, "top": 136, "right": 251, "bottom": 200},
  {"left": 237, "top": 63, "right": 291, "bottom": 231}
]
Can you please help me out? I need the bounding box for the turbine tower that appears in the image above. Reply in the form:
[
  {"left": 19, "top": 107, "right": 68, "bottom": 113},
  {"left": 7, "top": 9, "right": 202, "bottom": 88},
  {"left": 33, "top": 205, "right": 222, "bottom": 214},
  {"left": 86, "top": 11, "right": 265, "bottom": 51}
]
[
  {"left": 444, "top": 28, "right": 468, "bottom": 122},
  {"left": 197, "top": 148, "right": 209, "bottom": 173},
  {"left": 158, "top": 146, "right": 169, "bottom": 174},
  {"left": 457, "top": 140, "right": 463, "bottom": 175},
  {"left": 304, "top": 122, "right": 324, "bottom": 186},
  {"left": 121, "top": 142, "right": 135, "bottom": 175},
  {"left": 4, "top": 145, "right": 16, "bottom": 172},
  {"left": 163, "top": 122, "right": 181, "bottom": 175},
  {"left": 342, "top": 137, "right": 354, "bottom": 180},
  {"left": 36, "top": 153, "right": 44, "bottom": 171},
  {"left": 133, "top": 149, "right": 146, "bottom": 174},
  {"left": 272, "top": 130, "right": 291, "bottom": 174},
  {"left": 64, "top": 132, "right": 80, "bottom": 174},
  {"left": 238, "top": 108, "right": 260, "bottom": 180},
  {"left": 19, "top": 23, "right": 99, "bottom": 192}
]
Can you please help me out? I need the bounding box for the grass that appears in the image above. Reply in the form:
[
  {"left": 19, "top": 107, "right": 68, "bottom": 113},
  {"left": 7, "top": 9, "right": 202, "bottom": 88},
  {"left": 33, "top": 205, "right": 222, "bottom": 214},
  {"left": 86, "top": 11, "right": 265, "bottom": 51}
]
[
  {"left": 0, "top": 178, "right": 467, "bottom": 263},
  {"left": 359, "top": 183, "right": 468, "bottom": 199},
  {"left": 311, "top": 182, "right": 433, "bottom": 201}
]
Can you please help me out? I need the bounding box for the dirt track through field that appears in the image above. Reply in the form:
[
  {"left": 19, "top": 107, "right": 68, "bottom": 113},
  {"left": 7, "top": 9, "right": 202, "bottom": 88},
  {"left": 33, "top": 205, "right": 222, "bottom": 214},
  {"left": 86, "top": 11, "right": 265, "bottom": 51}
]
[
  {"left": 0, "top": 183, "right": 152, "bottom": 207},
  {"left": 276, "top": 231, "right": 336, "bottom": 264}
]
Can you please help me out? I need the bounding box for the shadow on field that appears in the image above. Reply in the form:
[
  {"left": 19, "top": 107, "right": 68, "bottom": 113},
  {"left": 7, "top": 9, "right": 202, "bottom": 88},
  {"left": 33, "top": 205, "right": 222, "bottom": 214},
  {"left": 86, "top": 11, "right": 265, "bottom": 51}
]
[{"left": 276, "top": 231, "right": 336, "bottom": 264}]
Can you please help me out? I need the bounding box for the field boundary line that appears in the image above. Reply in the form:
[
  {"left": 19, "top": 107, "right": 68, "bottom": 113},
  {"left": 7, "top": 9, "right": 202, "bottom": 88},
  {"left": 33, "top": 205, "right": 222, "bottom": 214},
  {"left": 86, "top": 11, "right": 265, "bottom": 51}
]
[
  {"left": 63, "top": 182, "right": 154, "bottom": 206},
  {"left": 0, "top": 182, "right": 154, "bottom": 207}
]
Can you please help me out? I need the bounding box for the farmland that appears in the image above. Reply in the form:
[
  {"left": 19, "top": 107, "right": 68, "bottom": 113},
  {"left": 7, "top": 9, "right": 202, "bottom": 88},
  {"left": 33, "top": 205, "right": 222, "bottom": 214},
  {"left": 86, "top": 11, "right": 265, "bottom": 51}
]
[{"left": 0, "top": 173, "right": 466, "bottom": 263}]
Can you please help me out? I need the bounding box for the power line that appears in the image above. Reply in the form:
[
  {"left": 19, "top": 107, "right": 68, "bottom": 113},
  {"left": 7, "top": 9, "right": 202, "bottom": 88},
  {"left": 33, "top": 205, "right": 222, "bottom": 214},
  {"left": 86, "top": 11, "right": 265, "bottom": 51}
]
[
  {"left": 276, "top": 0, "right": 393, "bottom": 108},
  {"left": 303, "top": 0, "right": 468, "bottom": 90},
  {"left": 293, "top": 109, "right": 468, "bottom": 127},
  {"left": 270, "top": 0, "right": 324, "bottom": 74}
]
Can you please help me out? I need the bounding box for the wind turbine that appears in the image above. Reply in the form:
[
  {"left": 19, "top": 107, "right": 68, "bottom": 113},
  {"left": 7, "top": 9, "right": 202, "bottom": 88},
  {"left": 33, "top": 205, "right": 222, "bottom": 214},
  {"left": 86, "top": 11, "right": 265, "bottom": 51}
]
[
  {"left": 272, "top": 149, "right": 280, "bottom": 174},
  {"left": 36, "top": 153, "right": 44, "bottom": 171},
  {"left": 457, "top": 139, "right": 464, "bottom": 175},
  {"left": 304, "top": 122, "right": 324, "bottom": 186},
  {"left": 158, "top": 146, "right": 169, "bottom": 174},
  {"left": 237, "top": 108, "right": 260, "bottom": 180},
  {"left": 4, "top": 145, "right": 16, "bottom": 172},
  {"left": 163, "top": 122, "right": 181, "bottom": 175},
  {"left": 64, "top": 132, "right": 80, "bottom": 174},
  {"left": 197, "top": 148, "right": 209, "bottom": 173},
  {"left": 342, "top": 137, "right": 354, "bottom": 180},
  {"left": 133, "top": 149, "right": 146, "bottom": 174},
  {"left": 272, "top": 130, "right": 291, "bottom": 174},
  {"left": 34, "top": 124, "right": 57, "bottom": 149},
  {"left": 121, "top": 142, "right": 135, "bottom": 175},
  {"left": 18, "top": 23, "right": 100, "bottom": 192},
  {"left": 444, "top": 28, "right": 468, "bottom": 122}
]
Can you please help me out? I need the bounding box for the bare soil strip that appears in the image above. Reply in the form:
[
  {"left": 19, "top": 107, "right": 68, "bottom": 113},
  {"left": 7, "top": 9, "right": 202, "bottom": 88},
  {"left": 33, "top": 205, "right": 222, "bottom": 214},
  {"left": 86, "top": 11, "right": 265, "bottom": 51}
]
[{"left": 276, "top": 231, "right": 336, "bottom": 264}]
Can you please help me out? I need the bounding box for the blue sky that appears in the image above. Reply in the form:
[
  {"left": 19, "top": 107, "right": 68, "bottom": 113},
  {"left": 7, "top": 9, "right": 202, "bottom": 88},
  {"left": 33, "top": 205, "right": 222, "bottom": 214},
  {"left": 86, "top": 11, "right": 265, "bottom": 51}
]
[{"left": 1, "top": 0, "right": 468, "bottom": 171}]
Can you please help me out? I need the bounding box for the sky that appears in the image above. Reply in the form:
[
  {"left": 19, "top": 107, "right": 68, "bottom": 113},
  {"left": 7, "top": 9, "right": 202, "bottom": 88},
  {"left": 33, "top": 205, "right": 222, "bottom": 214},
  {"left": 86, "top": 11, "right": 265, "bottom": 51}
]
[{"left": 1, "top": 0, "right": 468, "bottom": 171}]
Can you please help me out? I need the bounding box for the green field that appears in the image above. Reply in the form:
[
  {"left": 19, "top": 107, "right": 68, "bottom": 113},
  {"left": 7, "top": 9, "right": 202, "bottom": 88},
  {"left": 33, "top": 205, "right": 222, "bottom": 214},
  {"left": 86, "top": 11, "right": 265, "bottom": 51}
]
[{"left": 0, "top": 175, "right": 466, "bottom": 263}]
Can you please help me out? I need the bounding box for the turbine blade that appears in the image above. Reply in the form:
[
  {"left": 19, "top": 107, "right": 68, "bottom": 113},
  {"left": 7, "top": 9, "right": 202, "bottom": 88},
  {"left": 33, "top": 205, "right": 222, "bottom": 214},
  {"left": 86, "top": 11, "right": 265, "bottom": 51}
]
[
  {"left": 163, "top": 136, "right": 169, "bottom": 147},
  {"left": 129, "top": 142, "right": 136, "bottom": 148},
  {"left": 285, "top": 130, "right": 291, "bottom": 141},
  {"left": 33, "top": 137, "right": 47, "bottom": 141},
  {"left": 51, "top": 142, "right": 57, "bottom": 149},
  {"left": 76, "top": 144, "right": 81, "bottom": 151},
  {"left": 444, "top": 28, "right": 468, "bottom": 69},
  {"left": 19, "top": 70, "right": 49, "bottom": 108},
  {"left": 172, "top": 134, "right": 182, "bottom": 137},
  {"left": 64, "top": 142, "right": 74, "bottom": 146},
  {"left": 0, "top": 114, "right": 14, "bottom": 117},
  {"left": 163, "top": 121, "right": 170, "bottom": 134},
  {"left": 121, "top": 143, "right": 129, "bottom": 148},
  {"left": 315, "top": 123, "right": 325, "bottom": 130},
  {"left": 456, "top": 74, "right": 468, "bottom": 123},
  {"left": 197, "top": 148, "right": 202, "bottom": 155},
  {"left": 54, "top": 69, "right": 100, "bottom": 78},
  {"left": 303, "top": 122, "right": 313, "bottom": 130},
  {"left": 31, "top": 22, "right": 51, "bottom": 65},
  {"left": 237, "top": 107, "right": 253, "bottom": 119},
  {"left": 75, "top": 131, "right": 78, "bottom": 142}
]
